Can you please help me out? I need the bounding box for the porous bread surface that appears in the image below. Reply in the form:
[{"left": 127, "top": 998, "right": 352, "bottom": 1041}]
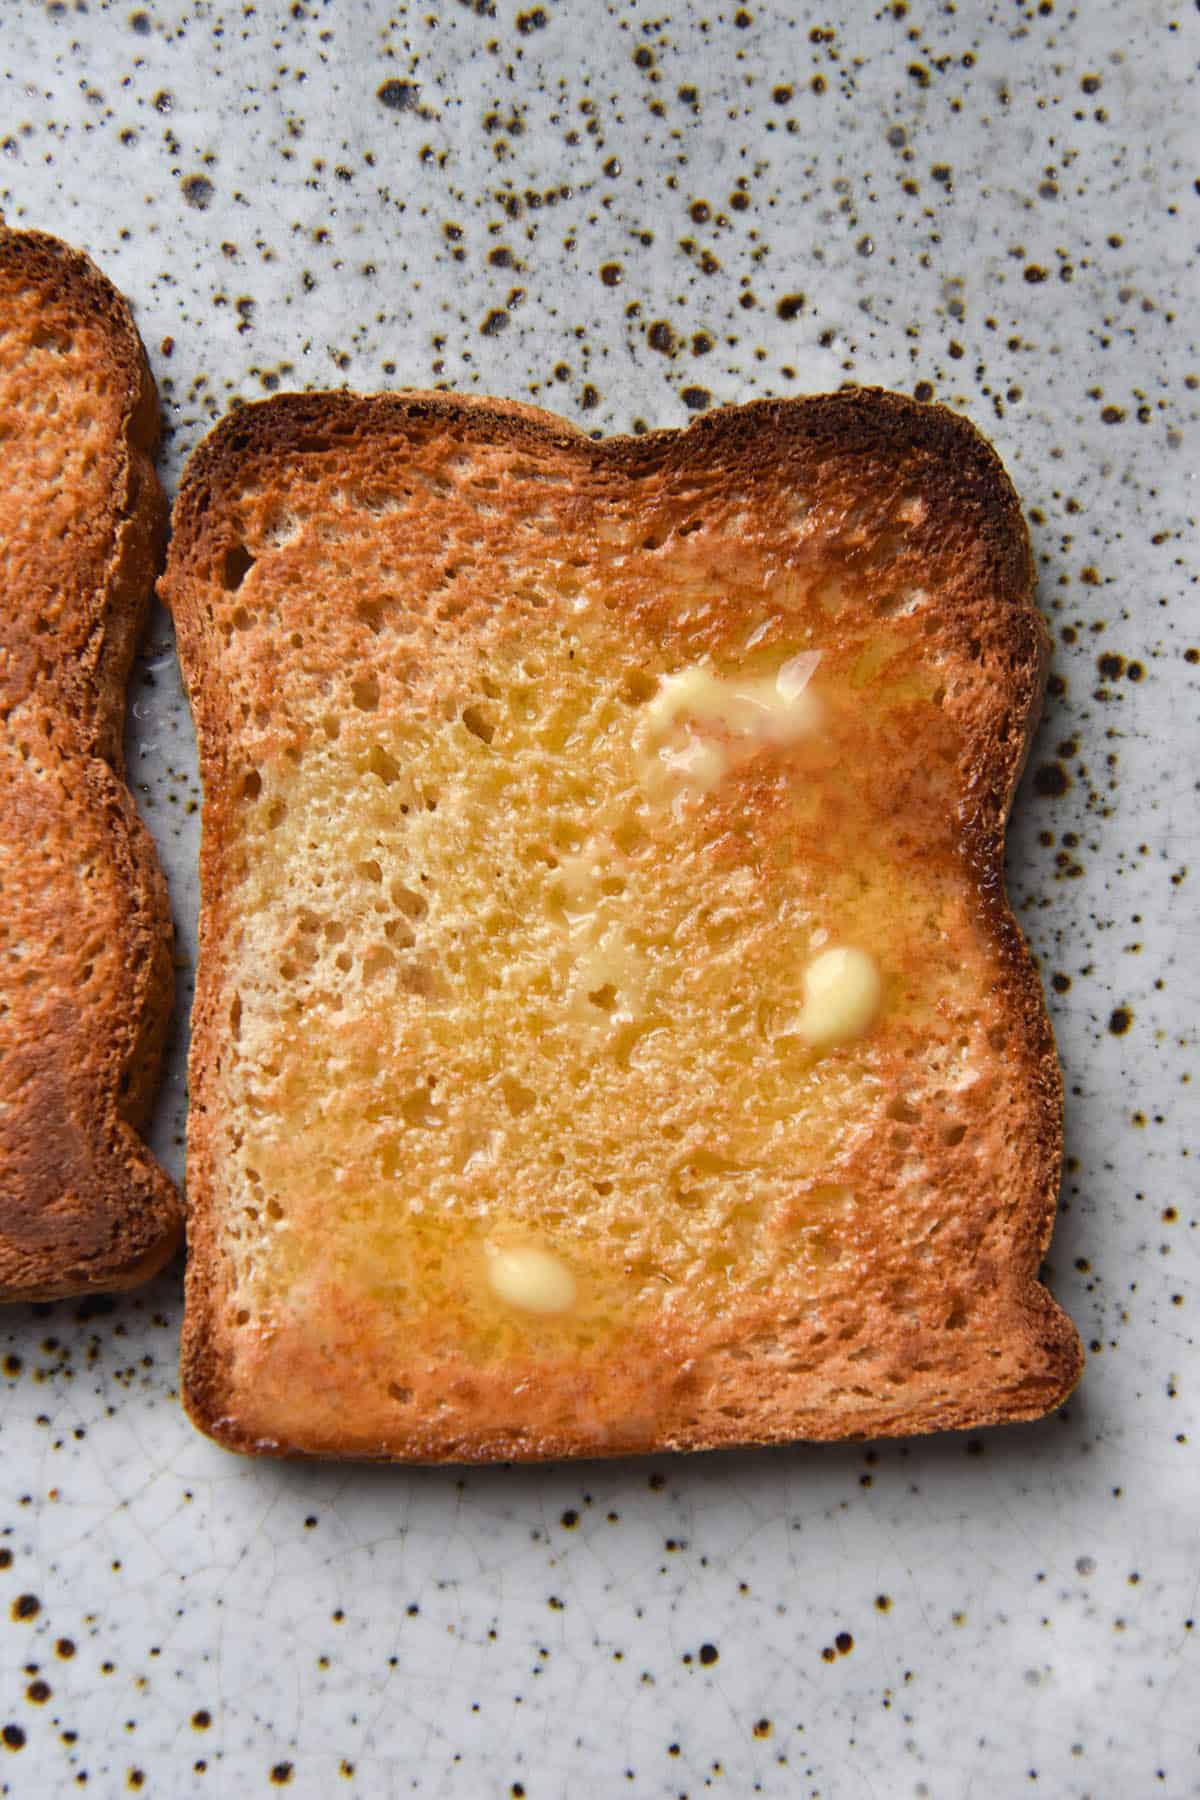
[
  {"left": 166, "top": 388, "right": 1082, "bottom": 1459},
  {"left": 0, "top": 227, "right": 181, "bottom": 1301}
]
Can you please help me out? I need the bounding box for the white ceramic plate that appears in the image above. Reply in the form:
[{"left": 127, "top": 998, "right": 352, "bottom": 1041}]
[{"left": 2, "top": 3, "right": 1195, "bottom": 1793}]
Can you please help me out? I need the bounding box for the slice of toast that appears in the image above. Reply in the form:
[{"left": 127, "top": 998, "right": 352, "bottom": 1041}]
[
  {"left": 0, "top": 227, "right": 181, "bottom": 1301},
  {"left": 164, "top": 388, "right": 1082, "bottom": 1459}
]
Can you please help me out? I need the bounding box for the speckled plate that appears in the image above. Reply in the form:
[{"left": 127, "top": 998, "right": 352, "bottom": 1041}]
[{"left": 2, "top": 2, "right": 1196, "bottom": 1795}]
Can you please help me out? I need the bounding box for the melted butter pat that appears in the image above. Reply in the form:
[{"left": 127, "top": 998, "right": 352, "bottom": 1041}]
[
  {"left": 558, "top": 849, "right": 604, "bottom": 904},
  {"left": 555, "top": 845, "right": 646, "bottom": 1019},
  {"left": 641, "top": 655, "right": 821, "bottom": 795},
  {"left": 658, "top": 735, "right": 729, "bottom": 790},
  {"left": 647, "top": 655, "right": 821, "bottom": 742},
  {"left": 796, "top": 946, "right": 882, "bottom": 1048},
  {"left": 486, "top": 1245, "right": 577, "bottom": 1315},
  {"left": 572, "top": 925, "right": 645, "bottom": 1015}
]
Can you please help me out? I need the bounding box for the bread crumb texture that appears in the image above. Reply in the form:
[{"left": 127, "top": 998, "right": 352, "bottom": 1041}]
[{"left": 166, "top": 389, "right": 1081, "bottom": 1458}]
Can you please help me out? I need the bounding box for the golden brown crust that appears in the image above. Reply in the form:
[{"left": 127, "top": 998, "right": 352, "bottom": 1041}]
[
  {"left": 165, "top": 386, "right": 1081, "bottom": 1459},
  {"left": 0, "top": 227, "right": 181, "bottom": 1301}
]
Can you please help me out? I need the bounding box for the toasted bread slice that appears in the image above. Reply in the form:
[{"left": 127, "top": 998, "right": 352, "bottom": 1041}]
[
  {"left": 0, "top": 227, "right": 181, "bottom": 1301},
  {"left": 164, "top": 388, "right": 1082, "bottom": 1459}
]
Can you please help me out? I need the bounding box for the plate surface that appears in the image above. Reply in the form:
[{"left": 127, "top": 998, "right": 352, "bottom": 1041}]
[{"left": 1, "top": 2, "right": 1196, "bottom": 1794}]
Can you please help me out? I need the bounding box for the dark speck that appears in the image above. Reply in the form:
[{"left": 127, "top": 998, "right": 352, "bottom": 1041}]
[
  {"left": 560, "top": 1509, "right": 579, "bottom": 1529},
  {"left": 481, "top": 310, "right": 509, "bottom": 336},
  {"left": 580, "top": 384, "right": 599, "bottom": 410},
  {"left": 1033, "top": 762, "right": 1071, "bottom": 798},
  {"left": 1108, "top": 1008, "right": 1133, "bottom": 1037},
  {"left": 634, "top": 46, "right": 654, "bottom": 69},
  {"left": 698, "top": 1642, "right": 719, "bottom": 1665},
  {"left": 835, "top": 1631, "right": 854, "bottom": 1655},
  {"left": 181, "top": 175, "right": 214, "bottom": 210},
  {"left": 153, "top": 90, "right": 172, "bottom": 113},
  {"left": 11, "top": 1595, "right": 40, "bottom": 1621},
  {"left": 377, "top": 80, "right": 420, "bottom": 112},
  {"left": 1024, "top": 265, "right": 1048, "bottom": 284},
  {"left": 269, "top": 1765, "right": 294, "bottom": 1787},
  {"left": 1097, "top": 652, "right": 1125, "bottom": 680},
  {"left": 599, "top": 262, "right": 623, "bottom": 287},
  {"left": 129, "top": 9, "right": 151, "bottom": 32},
  {"left": 647, "top": 320, "right": 675, "bottom": 354},
  {"left": 681, "top": 387, "right": 711, "bottom": 411},
  {"left": 2, "top": 1726, "right": 26, "bottom": 1751}
]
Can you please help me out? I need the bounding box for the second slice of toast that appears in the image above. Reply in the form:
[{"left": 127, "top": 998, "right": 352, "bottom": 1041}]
[
  {"left": 0, "top": 227, "right": 181, "bottom": 1301},
  {"left": 164, "top": 389, "right": 1082, "bottom": 1459}
]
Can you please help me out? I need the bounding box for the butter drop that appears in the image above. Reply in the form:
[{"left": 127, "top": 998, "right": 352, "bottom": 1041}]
[
  {"left": 486, "top": 1245, "right": 577, "bottom": 1315},
  {"left": 797, "top": 946, "right": 882, "bottom": 1048}
]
